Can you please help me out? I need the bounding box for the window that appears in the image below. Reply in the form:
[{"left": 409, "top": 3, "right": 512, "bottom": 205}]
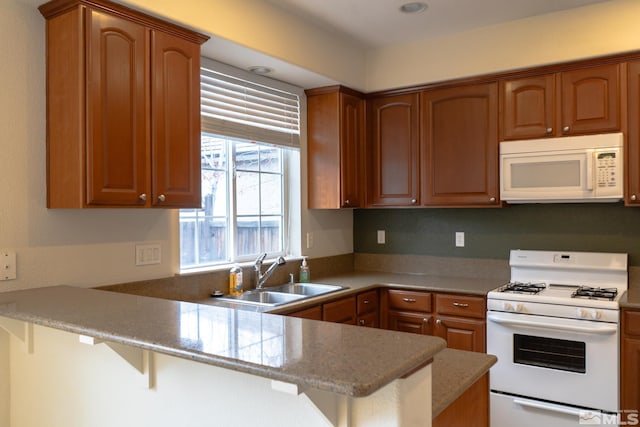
[{"left": 180, "top": 59, "right": 301, "bottom": 271}]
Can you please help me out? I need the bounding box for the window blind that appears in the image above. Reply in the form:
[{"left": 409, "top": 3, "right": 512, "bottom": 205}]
[{"left": 200, "top": 67, "right": 300, "bottom": 148}]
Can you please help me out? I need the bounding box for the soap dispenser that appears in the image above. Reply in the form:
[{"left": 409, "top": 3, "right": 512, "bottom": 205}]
[{"left": 299, "top": 257, "right": 310, "bottom": 283}]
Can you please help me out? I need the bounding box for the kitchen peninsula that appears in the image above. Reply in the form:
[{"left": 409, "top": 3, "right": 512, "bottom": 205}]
[{"left": 0, "top": 285, "right": 458, "bottom": 427}]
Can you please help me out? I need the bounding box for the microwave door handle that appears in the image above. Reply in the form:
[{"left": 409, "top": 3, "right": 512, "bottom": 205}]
[{"left": 586, "top": 150, "right": 594, "bottom": 191}]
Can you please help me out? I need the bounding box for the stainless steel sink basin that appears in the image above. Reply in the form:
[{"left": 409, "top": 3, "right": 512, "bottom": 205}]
[
  {"left": 217, "top": 291, "right": 305, "bottom": 306},
  {"left": 215, "top": 283, "right": 348, "bottom": 307},
  {"left": 268, "top": 282, "right": 345, "bottom": 297}
]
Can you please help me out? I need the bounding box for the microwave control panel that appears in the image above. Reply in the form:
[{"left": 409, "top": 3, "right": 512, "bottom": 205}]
[{"left": 595, "top": 151, "right": 619, "bottom": 189}]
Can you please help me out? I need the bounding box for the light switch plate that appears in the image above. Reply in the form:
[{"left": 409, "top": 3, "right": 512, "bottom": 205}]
[
  {"left": 135, "top": 244, "right": 161, "bottom": 266},
  {"left": 455, "top": 232, "right": 465, "bottom": 248},
  {"left": 377, "top": 230, "right": 386, "bottom": 244},
  {"left": 0, "top": 250, "right": 17, "bottom": 281}
]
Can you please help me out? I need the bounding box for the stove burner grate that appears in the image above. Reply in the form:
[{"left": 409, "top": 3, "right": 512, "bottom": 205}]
[
  {"left": 500, "top": 282, "right": 546, "bottom": 294},
  {"left": 571, "top": 286, "right": 618, "bottom": 301}
]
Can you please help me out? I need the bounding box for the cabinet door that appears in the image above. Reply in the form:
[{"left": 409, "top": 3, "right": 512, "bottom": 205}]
[
  {"left": 421, "top": 83, "right": 499, "bottom": 206},
  {"left": 628, "top": 61, "right": 640, "bottom": 205},
  {"left": 86, "top": 9, "right": 149, "bottom": 206},
  {"left": 150, "top": 30, "right": 202, "bottom": 208},
  {"left": 435, "top": 315, "right": 485, "bottom": 353},
  {"left": 323, "top": 297, "right": 357, "bottom": 324},
  {"left": 357, "top": 311, "right": 379, "bottom": 328},
  {"left": 340, "top": 93, "right": 364, "bottom": 208},
  {"left": 560, "top": 64, "right": 621, "bottom": 135},
  {"left": 388, "top": 311, "right": 433, "bottom": 335},
  {"left": 622, "top": 310, "right": 640, "bottom": 420},
  {"left": 500, "top": 74, "right": 555, "bottom": 140},
  {"left": 367, "top": 93, "right": 420, "bottom": 206}
]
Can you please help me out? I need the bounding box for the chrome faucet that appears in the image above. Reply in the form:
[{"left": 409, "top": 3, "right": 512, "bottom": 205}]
[{"left": 254, "top": 253, "right": 286, "bottom": 289}]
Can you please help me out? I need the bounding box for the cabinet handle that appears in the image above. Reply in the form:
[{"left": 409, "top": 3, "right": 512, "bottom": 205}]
[
  {"left": 359, "top": 319, "right": 365, "bottom": 326},
  {"left": 411, "top": 199, "right": 417, "bottom": 204},
  {"left": 632, "top": 195, "right": 637, "bottom": 201},
  {"left": 402, "top": 298, "right": 417, "bottom": 303},
  {"left": 157, "top": 194, "right": 166, "bottom": 202},
  {"left": 453, "top": 302, "right": 469, "bottom": 308},
  {"left": 436, "top": 319, "right": 442, "bottom": 326},
  {"left": 363, "top": 299, "right": 370, "bottom": 304},
  {"left": 563, "top": 126, "right": 570, "bottom": 133},
  {"left": 423, "top": 318, "right": 430, "bottom": 324},
  {"left": 489, "top": 197, "right": 496, "bottom": 203},
  {"left": 139, "top": 193, "right": 147, "bottom": 201},
  {"left": 545, "top": 127, "right": 553, "bottom": 134}
]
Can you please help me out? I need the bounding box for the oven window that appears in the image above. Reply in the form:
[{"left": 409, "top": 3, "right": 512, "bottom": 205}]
[{"left": 513, "top": 334, "right": 586, "bottom": 373}]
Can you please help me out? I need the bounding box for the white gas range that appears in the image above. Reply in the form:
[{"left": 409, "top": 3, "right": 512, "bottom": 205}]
[{"left": 487, "top": 250, "right": 628, "bottom": 427}]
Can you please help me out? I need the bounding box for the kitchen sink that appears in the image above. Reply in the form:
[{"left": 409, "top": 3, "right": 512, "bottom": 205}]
[
  {"left": 216, "top": 283, "right": 348, "bottom": 307},
  {"left": 268, "top": 283, "right": 345, "bottom": 297}
]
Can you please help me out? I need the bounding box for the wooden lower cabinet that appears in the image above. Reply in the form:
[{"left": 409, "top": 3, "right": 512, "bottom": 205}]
[
  {"left": 621, "top": 309, "right": 640, "bottom": 420},
  {"left": 323, "top": 296, "right": 357, "bottom": 324},
  {"left": 287, "top": 305, "right": 322, "bottom": 320},
  {"left": 388, "top": 311, "right": 433, "bottom": 335},
  {"left": 434, "top": 293, "right": 486, "bottom": 353},
  {"left": 433, "top": 374, "right": 489, "bottom": 427}
]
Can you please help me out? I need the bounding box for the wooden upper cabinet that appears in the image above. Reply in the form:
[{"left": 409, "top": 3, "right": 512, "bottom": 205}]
[
  {"left": 500, "top": 64, "right": 621, "bottom": 140},
  {"left": 306, "top": 86, "right": 364, "bottom": 209},
  {"left": 627, "top": 60, "right": 640, "bottom": 205},
  {"left": 39, "top": 0, "right": 208, "bottom": 208},
  {"left": 367, "top": 93, "right": 420, "bottom": 207},
  {"left": 500, "top": 74, "right": 555, "bottom": 140},
  {"left": 150, "top": 31, "right": 202, "bottom": 207},
  {"left": 421, "top": 83, "right": 500, "bottom": 207}
]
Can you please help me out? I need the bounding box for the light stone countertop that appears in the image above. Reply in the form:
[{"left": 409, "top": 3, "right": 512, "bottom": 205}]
[{"left": 0, "top": 285, "right": 446, "bottom": 398}]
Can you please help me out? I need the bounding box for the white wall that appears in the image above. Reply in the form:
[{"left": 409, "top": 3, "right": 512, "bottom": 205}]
[
  {"left": 0, "top": 0, "right": 177, "bottom": 290},
  {"left": 365, "top": 0, "right": 640, "bottom": 91}
]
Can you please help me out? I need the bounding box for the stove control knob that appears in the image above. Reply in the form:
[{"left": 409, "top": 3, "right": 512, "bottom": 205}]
[
  {"left": 593, "top": 310, "right": 602, "bottom": 320},
  {"left": 516, "top": 303, "right": 525, "bottom": 313},
  {"left": 578, "top": 308, "right": 589, "bottom": 319},
  {"left": 503, "top": 302, "right": 514, "bottom": 311}
]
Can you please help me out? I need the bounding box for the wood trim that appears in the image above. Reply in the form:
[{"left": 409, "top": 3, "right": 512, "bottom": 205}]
[
  {"left": 305, "top": 85, "right": 365, "bottom": 98},
  {"left": 39, "top": 0, "right": 209, "bottom": 44}
]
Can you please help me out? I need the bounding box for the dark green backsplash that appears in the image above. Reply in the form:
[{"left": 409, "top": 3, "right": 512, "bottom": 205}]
[{"left": 354, "top": 203, "right": 640, "bottom": 266}]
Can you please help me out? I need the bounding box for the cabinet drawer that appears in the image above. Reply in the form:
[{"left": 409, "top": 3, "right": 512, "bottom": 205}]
[
  {"left": 387, "top": 290, "right": 432, "bottom": 313},
  {"left": 357, "top": 289, "right": 379, "bottom": 315},
  {"left": 623, "top": 310, "right": 640, "bottom": 336},
  {"left": 357, "top": 311, "right": 379, "bottom": 328},
  {"left": 287, "top": 305, "right": 322, "bottom": 320},
  {"left": 435, "top": 294, "right": 485, "bottom": 319}
]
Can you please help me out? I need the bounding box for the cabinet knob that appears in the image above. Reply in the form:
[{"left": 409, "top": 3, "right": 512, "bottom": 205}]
[
  {"left": 157, "top": 194, "right": 166, "bottom": 202},
  {"left": 563, "top": 126, "right": 570, "bottom": 133},
  {"left": 344, "top": 199, "right": 350, "bottom": 206},
  {"left": 436, "top": 319, "right": 442, "bottom": 326},
  {"left": 359, "top": 319, "right": 365, "bottom": 326},
  {"left": 139, "top": 193, "right": 147, "bottom": 201},
  {"left": 545, "top": 127, "right": 553, "bottom": 134},
  {"left": 411, "top": 199, "right": 417, "bottom": 204},
  {"left": 632, "top": 195, "right": 637, "bottom": 201},
  {"left": 489, "top": 197, "right": 496, "bottom": 203},
  {"left": 423, "top": 318, "right": 430, "bottom": 324}
]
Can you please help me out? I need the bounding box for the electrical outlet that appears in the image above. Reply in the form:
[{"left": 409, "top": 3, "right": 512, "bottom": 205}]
[
  {"left": 455, "top": 232, "right": 465, "bottom": 248},
  {"left": 377, "top": 230, "right": 386, "bottom": 244},
  {"left": 306, "top": 232, "right": 314, "bottom": 249},
  {"left": 135, "top": 244, "right": 161, "bottom": 266}
]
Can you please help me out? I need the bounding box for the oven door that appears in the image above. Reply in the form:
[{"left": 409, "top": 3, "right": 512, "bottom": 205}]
[{"left": 487, "top": 311, "right": 619, "bottom": 412}]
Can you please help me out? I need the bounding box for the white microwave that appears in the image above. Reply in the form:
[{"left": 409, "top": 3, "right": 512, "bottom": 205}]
[{"left": 500, "top": 133, "right": 623, "bottom": 203}]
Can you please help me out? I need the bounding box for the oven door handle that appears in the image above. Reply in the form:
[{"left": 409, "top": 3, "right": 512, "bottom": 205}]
[
  {"left": 512, "top": 397, "right": 582, "bottom": 417},
  {"left": 487, "top": 312, "right": 618, "bottom": 335}
]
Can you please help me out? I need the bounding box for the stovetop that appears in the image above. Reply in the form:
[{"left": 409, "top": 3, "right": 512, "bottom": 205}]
[{"left": 487, "top": 250, "right": 628, "bottom": 317}]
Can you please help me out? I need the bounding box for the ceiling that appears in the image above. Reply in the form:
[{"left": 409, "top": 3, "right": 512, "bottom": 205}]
[
  {"left": 263, "top": 0, "right": 611, "bottom": 48},
  {"left": 202, "top": 0, "right": 612, "bottom": 89}
]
